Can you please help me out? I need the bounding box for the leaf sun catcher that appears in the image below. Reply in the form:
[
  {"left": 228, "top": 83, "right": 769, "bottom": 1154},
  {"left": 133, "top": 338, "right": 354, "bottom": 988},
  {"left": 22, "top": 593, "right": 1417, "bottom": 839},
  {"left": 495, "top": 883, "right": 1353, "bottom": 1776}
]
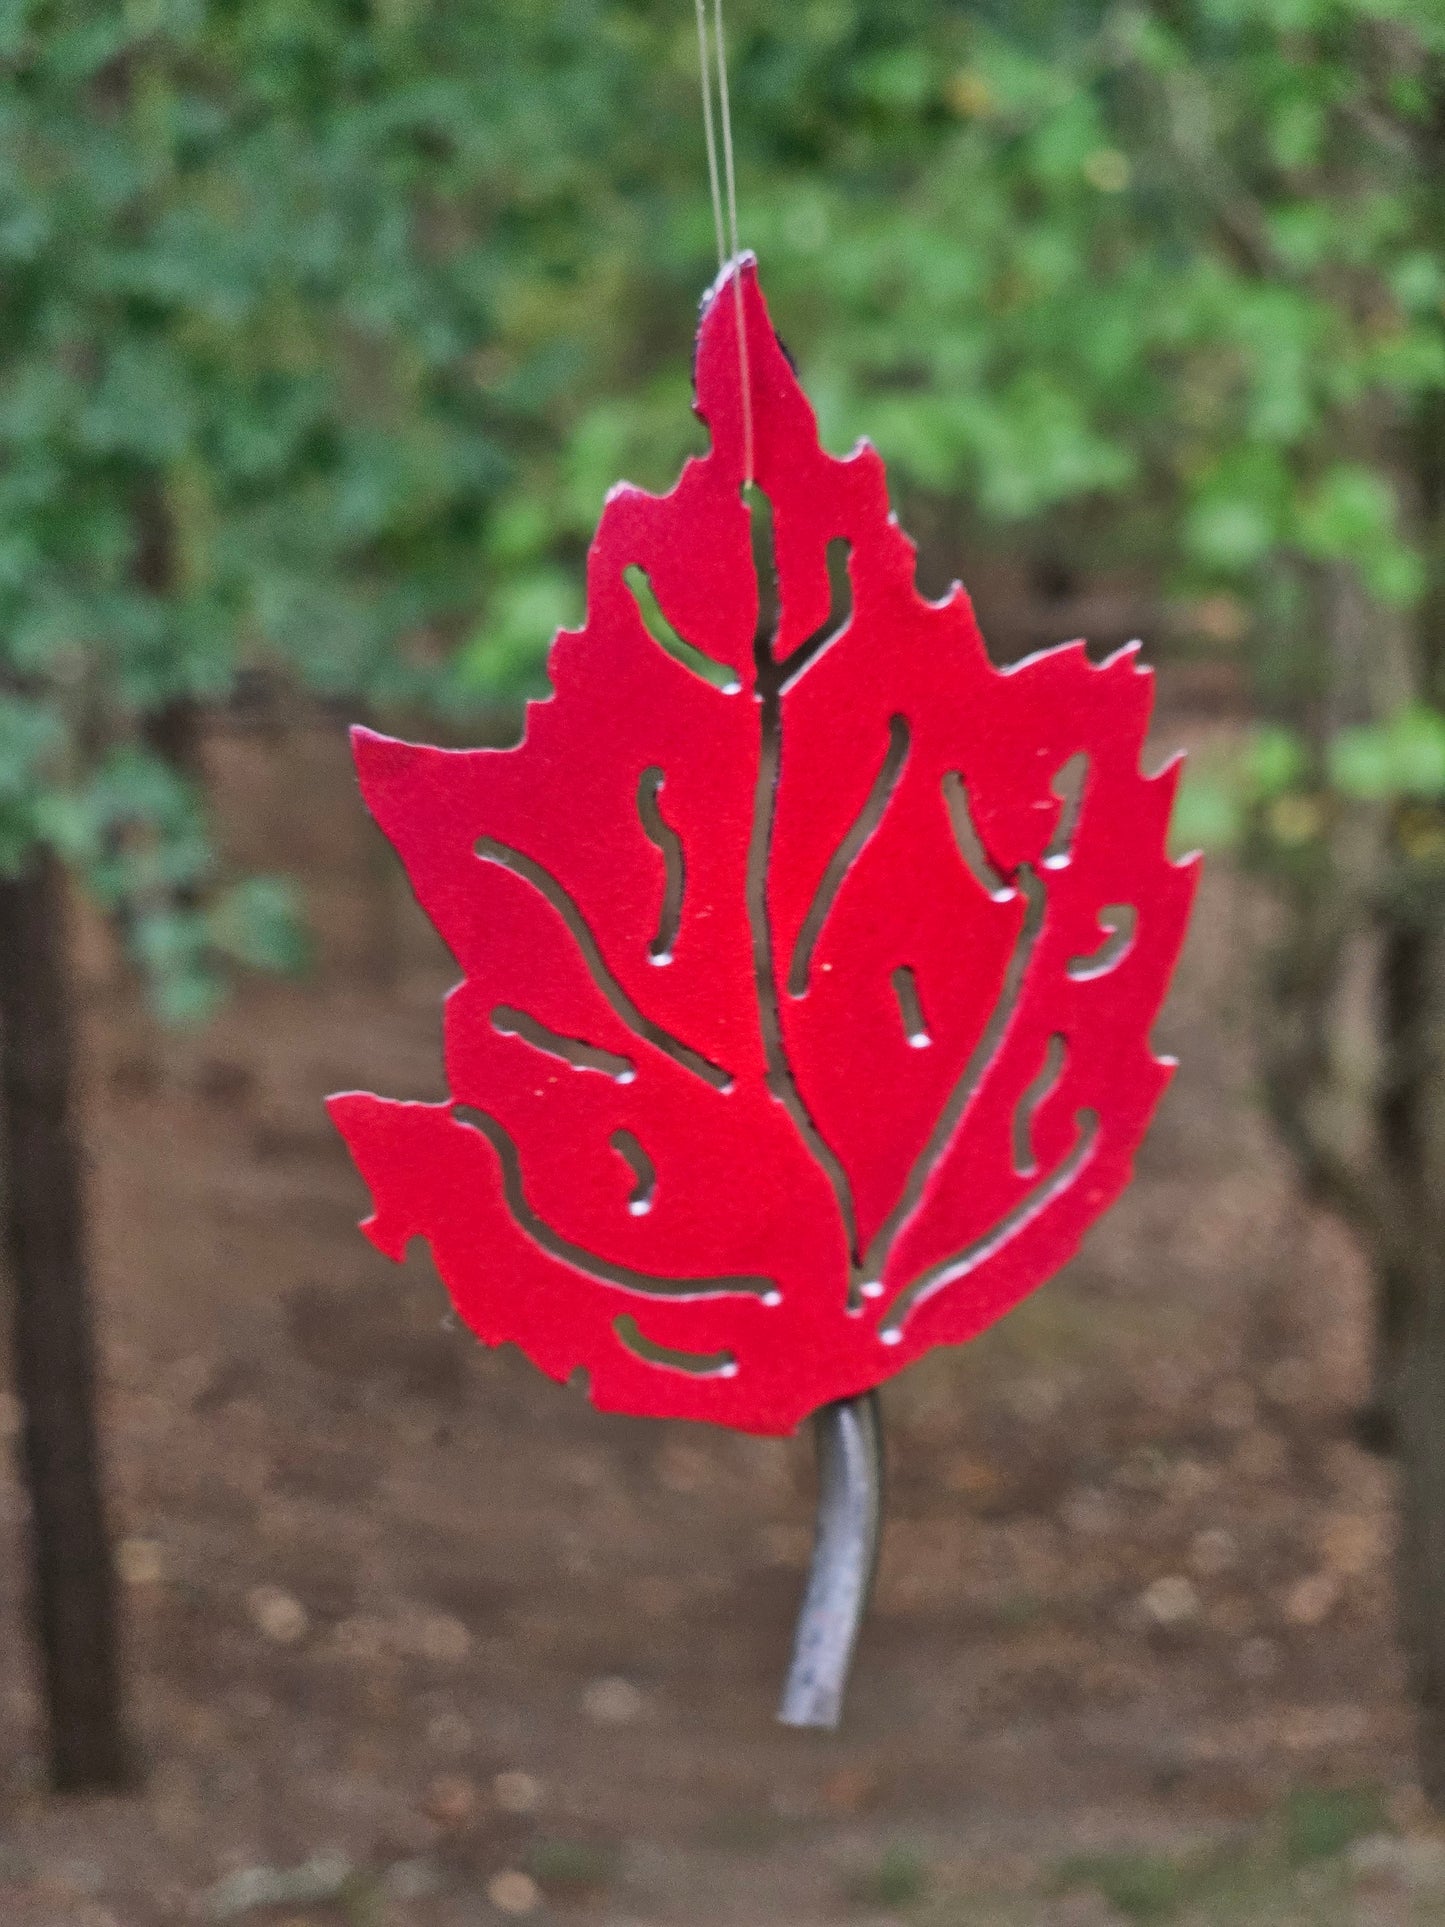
[{"left": 328, "top": 265, "right": 1195, "bottom": 1490}]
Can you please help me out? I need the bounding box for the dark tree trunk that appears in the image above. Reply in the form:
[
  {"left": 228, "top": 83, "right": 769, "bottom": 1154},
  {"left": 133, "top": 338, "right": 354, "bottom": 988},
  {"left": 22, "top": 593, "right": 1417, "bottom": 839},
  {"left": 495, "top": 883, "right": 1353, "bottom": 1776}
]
[
  {"left": 0, "top": 852, "right": 131, "bottom": 1791},
  {"left": 1382, "top": 916, "right": 1445, "bottom": 1804},
  {"left": 141, "top": 694, "right": 203, "bottom": 784},
  {"left": 1396, "top": 1235, "right": 1445, "bottom": 1806}
]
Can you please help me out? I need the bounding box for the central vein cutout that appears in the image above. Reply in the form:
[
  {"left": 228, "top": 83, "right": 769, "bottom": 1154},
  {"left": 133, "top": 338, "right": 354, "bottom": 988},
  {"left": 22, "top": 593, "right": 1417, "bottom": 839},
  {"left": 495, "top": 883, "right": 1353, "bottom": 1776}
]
[{"left": 745, "top": 483, "right": 863, "bottom": 1290}]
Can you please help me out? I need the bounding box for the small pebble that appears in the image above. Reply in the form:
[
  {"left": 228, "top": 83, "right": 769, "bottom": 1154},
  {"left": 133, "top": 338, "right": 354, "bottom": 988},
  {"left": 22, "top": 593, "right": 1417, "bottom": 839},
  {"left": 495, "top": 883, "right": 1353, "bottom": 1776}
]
[
  {"left": 581, "top": 1675, "right": 645, "bottom": 1725},
  {"left": 1282, "top": 1571, "right": 1340, "bottom": 1627},
  {"left": 116, "top": 1537, "right": 165, "bottom": 1587},
  {"left": 426, "top": 1709, "right": 473, "bottom": 1754},
  {"left": 941, "top": 1454, "right": 1000, "bottom": 1498},
  {"left": 1320, "top": 1512, "right": 1379, "bottom": 1578},
  {"left": 1060, "top": 1489, "right": 1118, "bottom": 1537},
  {"left": 1188, "top": 1528, "right": 1237, "bottom": 1577},
  {"left": 246, "top": 1585, "right": 308, "bottom": 1645},
  {"left": 487, "top": 1868, "right": 541, "bottom": 1915},
  {"left": 493, "top": 1770, "right": 543, "bottom": 1814},
  {"left": 1168, "top": 1457, "right": 1213, "bottom": 1503},
  {"left": 1349, "top": 1831, "right": 1445, "bottom": 1887},
  {"left": 385, "top": 1857, "right": 440, "bottom": 1900},
  {"left": 399, "top": 1609, "right": 471, "bottom": 1664},
  {"left": 425, "top": 1773, "right": 477, "bottom": 1827},
  {"left": 1139, "top": 1576, "right": 1199, "bottom": 1627}
]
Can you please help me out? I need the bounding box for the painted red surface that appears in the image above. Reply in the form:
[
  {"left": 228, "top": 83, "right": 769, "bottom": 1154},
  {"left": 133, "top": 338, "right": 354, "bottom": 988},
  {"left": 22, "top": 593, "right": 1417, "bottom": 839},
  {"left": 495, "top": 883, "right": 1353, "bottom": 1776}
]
[{"left": 328, "top": 259, "right": 1198, "bottom": 1435}]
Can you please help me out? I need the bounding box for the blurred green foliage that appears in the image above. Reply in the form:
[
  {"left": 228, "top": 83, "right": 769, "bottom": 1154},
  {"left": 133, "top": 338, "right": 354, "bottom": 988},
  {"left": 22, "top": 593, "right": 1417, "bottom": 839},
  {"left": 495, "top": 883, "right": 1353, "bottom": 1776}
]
[
  {"left": 2, "top": 0, "right": 1442, "bottom": 1008},
  {"left": 1051, "top": 1783, "right": 1387, "bottom": 1921},
  {"left": 850, "top": 1840, "right": 930, "bottom": 1908}
]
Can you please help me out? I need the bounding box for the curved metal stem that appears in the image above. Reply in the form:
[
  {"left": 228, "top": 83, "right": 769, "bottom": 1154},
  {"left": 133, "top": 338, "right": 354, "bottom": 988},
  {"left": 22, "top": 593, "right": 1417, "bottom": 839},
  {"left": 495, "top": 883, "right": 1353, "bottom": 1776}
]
[{"left": 777, "top": 1390, "right": 884, "bottom": 1729}]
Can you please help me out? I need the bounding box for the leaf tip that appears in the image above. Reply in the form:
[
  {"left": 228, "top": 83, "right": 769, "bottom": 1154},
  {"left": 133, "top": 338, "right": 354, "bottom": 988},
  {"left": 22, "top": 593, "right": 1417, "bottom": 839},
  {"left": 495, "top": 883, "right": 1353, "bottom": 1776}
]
[
  {"left": 325, "top": 1090, "right": 413, "bottom": 1261},
  {"left": 349, "top": 726, "right": 433, "bottom": 820},
  {"left": 350, "top": 722, "right": 407, "bottom": 773},
  {"left": 700, "top": 248, "right": 759, "bottom": 318}
]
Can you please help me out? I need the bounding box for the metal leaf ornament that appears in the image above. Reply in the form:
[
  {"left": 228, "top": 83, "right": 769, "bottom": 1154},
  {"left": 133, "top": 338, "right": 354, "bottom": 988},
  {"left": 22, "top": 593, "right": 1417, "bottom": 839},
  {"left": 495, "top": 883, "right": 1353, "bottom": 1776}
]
[{"left": 329, "top": 262, "right": 1196, "bottom": 1445}]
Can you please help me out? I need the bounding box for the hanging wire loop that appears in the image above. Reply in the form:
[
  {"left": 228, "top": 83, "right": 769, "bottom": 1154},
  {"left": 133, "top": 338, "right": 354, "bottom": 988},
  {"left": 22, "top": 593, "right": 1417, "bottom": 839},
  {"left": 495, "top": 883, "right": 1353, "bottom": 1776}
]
[{"left": 777, "top": 1391, "right": 885, "bottom": 1729}]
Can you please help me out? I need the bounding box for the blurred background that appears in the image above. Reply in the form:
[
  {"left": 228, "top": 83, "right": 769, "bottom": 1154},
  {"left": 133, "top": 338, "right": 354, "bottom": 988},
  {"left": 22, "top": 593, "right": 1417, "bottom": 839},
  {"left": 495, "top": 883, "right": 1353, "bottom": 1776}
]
[{"left": 2, "top": 0, "right": 1445, "bottom": 1921}]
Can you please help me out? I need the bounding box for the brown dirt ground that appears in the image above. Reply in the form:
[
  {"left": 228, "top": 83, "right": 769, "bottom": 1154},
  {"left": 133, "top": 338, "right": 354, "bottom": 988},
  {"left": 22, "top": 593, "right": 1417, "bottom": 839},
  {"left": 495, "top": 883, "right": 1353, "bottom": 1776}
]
[{"left": 0, "top": 706, "right": 1436, "bottom": 1926}]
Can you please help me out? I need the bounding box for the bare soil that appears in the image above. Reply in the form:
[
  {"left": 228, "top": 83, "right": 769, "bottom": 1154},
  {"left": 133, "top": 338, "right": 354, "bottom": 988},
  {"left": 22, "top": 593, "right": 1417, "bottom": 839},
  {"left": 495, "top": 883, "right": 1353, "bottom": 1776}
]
[{"left": 0, "top": 711, "right": 1435, "bottom": 1926}]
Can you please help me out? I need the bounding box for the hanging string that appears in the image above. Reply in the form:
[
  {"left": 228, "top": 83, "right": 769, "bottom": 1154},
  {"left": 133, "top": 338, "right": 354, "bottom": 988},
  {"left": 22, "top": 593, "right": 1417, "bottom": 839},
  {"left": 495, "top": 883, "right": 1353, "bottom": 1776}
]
[
  {"left": 693, "top": 0, "right": 754, "bottom": 484},
  {"left": 712, "top": 0, "right": 753, "bottom": 484},
  {"left": 692, "top": 0, "right": 726, "bottom": 271}
]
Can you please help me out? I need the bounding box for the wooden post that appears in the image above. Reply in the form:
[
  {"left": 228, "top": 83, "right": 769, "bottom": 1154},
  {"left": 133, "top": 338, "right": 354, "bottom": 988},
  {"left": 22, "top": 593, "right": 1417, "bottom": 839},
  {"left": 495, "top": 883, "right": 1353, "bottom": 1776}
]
[{"left": 0, "top": 851, "right": 131, "bottom": 1791}]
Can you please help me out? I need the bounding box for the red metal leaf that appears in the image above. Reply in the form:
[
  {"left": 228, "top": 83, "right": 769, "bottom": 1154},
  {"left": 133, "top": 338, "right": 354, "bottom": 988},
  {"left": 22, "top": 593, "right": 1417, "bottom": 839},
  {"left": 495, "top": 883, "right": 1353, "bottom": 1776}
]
[{"left": 328, "top": 260, "right": 1198, "bottom": 1436}]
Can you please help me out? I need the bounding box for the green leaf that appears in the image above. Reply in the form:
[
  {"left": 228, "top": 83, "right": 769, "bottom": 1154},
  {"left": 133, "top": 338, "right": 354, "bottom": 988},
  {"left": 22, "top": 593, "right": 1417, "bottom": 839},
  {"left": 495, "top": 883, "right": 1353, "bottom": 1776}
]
[
  {"left": 1170, "top": 765, "right": 1244, "bottom": 854},
  {"left": 1330, "top": 707, "right": 1445, "bottom": 802},
  {"left": 1186, "top": 497, "right": 1277, "bottom": 575},
  {"left": 206, "top": 875, "right": 310, "bottom": 974},
  {"left": 1248, "top": 726, "right": 1307, "bottom": 798},
  {"left": 1296, "top": 464, "right": 1397, "bottom": 558},
  {"left": 454, "top": 566, "right": 581, "bottom": 695}
]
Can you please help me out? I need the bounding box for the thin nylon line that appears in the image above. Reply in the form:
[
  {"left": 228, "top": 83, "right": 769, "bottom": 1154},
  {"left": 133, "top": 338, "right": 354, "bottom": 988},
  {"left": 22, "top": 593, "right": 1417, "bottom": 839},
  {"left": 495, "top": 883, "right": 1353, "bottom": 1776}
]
[
  {"left": 713, "top": 0, "right": 741, "bottom": 263},
  {"left": 710, "top": 0, "right": 754, "bottom": 483},
  {"left": 693, "top": 0, "right": 726, "bottom": 269}
]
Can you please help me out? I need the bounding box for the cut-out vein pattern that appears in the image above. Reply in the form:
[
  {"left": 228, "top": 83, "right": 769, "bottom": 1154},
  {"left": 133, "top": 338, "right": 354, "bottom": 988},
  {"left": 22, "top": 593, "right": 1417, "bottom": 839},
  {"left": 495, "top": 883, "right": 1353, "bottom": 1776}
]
[
  {"left": 475, "top": 836, "right": 733, "bottom": 1093},
  {"left": 943, "top": 770, "right": 1012, "bottom": 900},
  {"left": 452, "top": 1108, "right": 772, "bottom": 1300},
  {"left": 493, "top": 1005, "right": 636, "bottom": 1082},
  {"left": 892, "top": 966, "right": 930, "bottom": 1049},
  {"left": 1013, "top": 1033, "right": 1066, "bottom": 1176},
  {"left": 327, "top": 259, "right": 1197, "bottom": 1435},
  {"left": 625, "top": 564, "right": 742, "bottom": 693},
  {"left": 747, "top": 508, "right": 864, "bottom": 1285},
  {"left": 1067, "top": 904, "right": 1137, "bottom": 979},
  {"left": 862, "top": 864, "right": 1048, "bottom": 1279},
  {"left": 636, "top": 768, "right": 685, "bottom": 964},
  {"left": 1044, "top": 752, "right": 1089, "bottom": 865},
  {"left": 777, "top": 536, "right": 853, "bottom": 687},
  {"left": 788, "top": 715, "right": 909, "bottom": 998},
  {"left": 881, "top": 1110, "right": 1100, "bottom": 1338},
  {"left": 610, "top": 1128, "right": 656, "bottom": 1216},
  {"left": 614, "top": 1314, "right": 736, "bottom": 1377}
]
